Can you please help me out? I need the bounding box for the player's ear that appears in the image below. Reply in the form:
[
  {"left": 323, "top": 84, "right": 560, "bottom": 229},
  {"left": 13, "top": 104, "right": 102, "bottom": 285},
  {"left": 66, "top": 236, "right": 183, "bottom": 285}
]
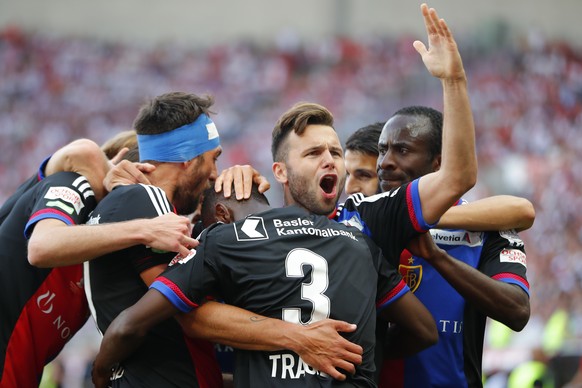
[
  {"left": 272, "top": 162, "right": 288, "bottom": 184},
  {"left": 215, "top": 203, "right": 233, "bottom": 224}
]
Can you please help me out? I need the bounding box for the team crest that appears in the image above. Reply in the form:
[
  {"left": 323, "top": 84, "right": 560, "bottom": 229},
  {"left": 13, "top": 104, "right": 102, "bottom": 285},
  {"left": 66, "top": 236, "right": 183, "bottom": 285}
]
[{"left": 399, "top": 263, "right": 423, "bottom": 293}]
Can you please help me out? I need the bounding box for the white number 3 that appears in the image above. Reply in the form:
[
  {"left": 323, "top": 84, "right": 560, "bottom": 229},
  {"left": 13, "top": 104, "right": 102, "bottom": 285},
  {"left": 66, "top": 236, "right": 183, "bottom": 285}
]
[{"left": 282, "top": 248, "right": 330, "bottom": 325}]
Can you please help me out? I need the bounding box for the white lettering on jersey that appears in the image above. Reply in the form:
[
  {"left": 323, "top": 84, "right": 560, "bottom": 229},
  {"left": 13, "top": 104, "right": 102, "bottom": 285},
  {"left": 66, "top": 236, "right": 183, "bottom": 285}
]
[
  {"left": 273, "top": 218, "right": 314, "bottom": 227},
  {"left": 275, "top": 225, "right": 358, "bottom": 241},
  {"left": 36, "top": 290, "right": 73, "bottom": 339},
  {"left": 86, "top": 213, "right": 101, "bottom": 225},
  {"left": 269, "top": 353, "right": 328, "bottom": 379},
  {"left": 45, "top": 186, "right": 84, "bottom": 214},
  {"left": 499, "top": 249, "right": 527, "bottom": 267},
  {"left": 439, "top": 319, "right": 463, "bottom": 333}
]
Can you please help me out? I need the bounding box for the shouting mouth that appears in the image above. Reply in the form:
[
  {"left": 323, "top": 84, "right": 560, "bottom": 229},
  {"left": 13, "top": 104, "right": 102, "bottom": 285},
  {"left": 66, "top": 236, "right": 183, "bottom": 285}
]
[{"left": 319, "top": 174, "right": 338, "bottom": 199}]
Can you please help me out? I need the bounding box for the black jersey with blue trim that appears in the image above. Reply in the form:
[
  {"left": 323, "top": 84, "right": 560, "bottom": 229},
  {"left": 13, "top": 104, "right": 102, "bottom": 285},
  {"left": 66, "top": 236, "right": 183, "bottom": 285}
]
[
  {"left": 335, "top": 180, "right": 435, "bottom": 267},
  {"left": 84, "top": 184, "right": 221, "bottom": 388},
  {"left": 152, "top": 205, "right": 409, "bottom": 387},
  {"left": 0, "top": 172, "right": 96, "bottom": 387}
]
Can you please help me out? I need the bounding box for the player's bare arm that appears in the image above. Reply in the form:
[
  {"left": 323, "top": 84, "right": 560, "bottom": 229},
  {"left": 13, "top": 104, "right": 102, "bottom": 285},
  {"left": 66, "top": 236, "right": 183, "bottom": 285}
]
[
  {"left": 380, "top": 291, "right": 438, "bottom": 358},
  {"left": 406, "top": 232, "right": 530, "bottom": 331},
  {"left": 92, "top": 289, "right": 179, "bottom": 388},
  {"left": 45, "top": 139, "right": 112, "bottom": 202},
  {"left": 437, "top": 195, "right": 536, "bottom": 232},
  {"left": 93, "top": 289, "right": 364, "bottom": 385},
  {"left": 178, "top": 301, "right": 363, "bottom": 381},
  {"left": 27, "top": 213, "right": 196, "bottom": 267},
  {"left": 414, "top": 3, "right": 477, "bottom": 224}
]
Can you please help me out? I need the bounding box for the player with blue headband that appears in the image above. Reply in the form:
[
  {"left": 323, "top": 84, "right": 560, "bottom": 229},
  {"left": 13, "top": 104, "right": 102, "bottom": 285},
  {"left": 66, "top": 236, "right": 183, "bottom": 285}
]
[
  {"left": 85, "top": 91, "right": 226, "bottom": 386},
  {"left": 137, "top": 112, "right": 220, "bottom": 163}
]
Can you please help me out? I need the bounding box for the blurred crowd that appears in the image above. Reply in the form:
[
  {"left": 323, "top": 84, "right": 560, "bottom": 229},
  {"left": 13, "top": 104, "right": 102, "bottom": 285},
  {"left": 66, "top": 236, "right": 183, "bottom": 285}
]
[{"left": 1, "top": 24, "right": 582, "bottom": 386}]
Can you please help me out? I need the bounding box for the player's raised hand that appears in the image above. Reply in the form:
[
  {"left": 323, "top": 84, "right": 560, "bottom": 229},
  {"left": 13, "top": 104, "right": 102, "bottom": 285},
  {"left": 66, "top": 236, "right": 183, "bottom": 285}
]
[
  {"left": 215, "top": 164, "right": 270, "bottom": 200},
  {"left": 413, "top": 3, "right": 466, "bottom": 82},
  {"left": 142, "top": 213, "right": 198, "bottom": 257},
  {"left": 293, "top": 319, "right": 363, "bottom": 380}
]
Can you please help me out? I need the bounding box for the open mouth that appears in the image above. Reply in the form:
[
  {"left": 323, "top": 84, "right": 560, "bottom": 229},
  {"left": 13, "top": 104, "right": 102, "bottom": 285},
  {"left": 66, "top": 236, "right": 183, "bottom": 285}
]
[{"left": 319, "top": 174, "right": 337, "bottom": 198}]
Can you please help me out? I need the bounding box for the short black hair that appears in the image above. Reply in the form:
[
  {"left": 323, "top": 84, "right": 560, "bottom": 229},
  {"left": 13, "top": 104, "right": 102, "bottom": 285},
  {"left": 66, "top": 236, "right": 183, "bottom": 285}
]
[
  {"left": 391, "top": 106, "right": 443, "bottom": 160},
  {"left": 200, "top": 184, "right": 270, "bottom": 227},
  {"left": 345, "top": 122, "right": 384, "bottom": 156}
]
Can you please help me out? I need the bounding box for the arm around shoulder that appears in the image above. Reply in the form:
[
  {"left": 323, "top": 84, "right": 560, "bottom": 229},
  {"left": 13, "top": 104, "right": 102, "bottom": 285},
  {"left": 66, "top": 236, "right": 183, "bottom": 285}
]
[{"left": 438, "top": 195, "right": 535, "bottom": 232}]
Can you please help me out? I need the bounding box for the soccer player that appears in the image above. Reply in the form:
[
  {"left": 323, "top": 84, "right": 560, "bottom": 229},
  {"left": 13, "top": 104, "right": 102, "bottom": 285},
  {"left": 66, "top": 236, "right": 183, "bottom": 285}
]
[
  {"left": 0, "top": 138, "right": 199, "bottom": 387},
  {"left": 83, "top": 92, "right": 228, "bottom": 387},
  {"left": 377, "top": 106, "right": 531, "bottom": 388},
  {"left": 344, "top": 122, "right": 535, "bottom": 233},
  {"left": 344, "top": 122, "right": 383, "bottom": 197}
]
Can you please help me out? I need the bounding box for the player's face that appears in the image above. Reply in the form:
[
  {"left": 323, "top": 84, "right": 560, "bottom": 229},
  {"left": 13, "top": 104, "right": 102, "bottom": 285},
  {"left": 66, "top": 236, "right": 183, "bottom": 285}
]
[
  {"left": 284, "top": 124, "right": 346, "bottom": 215},
  {"left": 174, "top": 146, "right": 222, "bottom": 214},
  {"left": 377, "top": 114, "right": 439, "bottom": 192},
  {"left": 344, "top": 150, "right": 379, "bottom": 197}
]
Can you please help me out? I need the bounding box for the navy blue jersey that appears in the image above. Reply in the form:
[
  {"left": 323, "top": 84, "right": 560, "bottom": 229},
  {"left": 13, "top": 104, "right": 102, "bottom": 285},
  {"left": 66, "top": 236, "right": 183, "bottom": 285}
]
[
  {"left": 0, "top": 171, "right": 96, "bottom": 387},
  {"left": 152, "top": 206, "right": 409, "bottom": 387},
  {"left": 381, "top": 222, "right": 529, "bottom": 387},
  {"left": 84, "top": 184, "right": 221, "bottom": 388}
]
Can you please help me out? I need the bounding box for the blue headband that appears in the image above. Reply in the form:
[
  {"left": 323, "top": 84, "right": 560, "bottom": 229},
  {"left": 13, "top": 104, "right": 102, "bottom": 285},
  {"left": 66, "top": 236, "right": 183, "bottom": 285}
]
[{"left": 137, "top": 114, "right": 220, "bottom": 162}]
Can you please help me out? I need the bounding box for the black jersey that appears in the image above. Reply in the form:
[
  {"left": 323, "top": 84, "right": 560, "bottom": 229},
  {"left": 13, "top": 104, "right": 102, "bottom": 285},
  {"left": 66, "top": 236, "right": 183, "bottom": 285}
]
[
  {"left": 84, "top": 184, "right": 222, "bottom": 388},
  {"left": 0, "top": 157, "right": 49, "bottom": 225},
  {"left": 152, "top": 205, "right": 409, "bottom": 388},
  {"left": 0, "top": 172, "right": 96, "bottom": 387},
  {"left": 335, "top": 180, "right": 435, "bottom": 266}
]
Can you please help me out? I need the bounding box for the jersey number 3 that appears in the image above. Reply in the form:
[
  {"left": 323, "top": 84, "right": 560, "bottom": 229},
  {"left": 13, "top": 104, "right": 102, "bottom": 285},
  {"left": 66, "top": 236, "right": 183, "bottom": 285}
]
[{"left": 282, "top": 248, "right": 331, "bottom": 325}]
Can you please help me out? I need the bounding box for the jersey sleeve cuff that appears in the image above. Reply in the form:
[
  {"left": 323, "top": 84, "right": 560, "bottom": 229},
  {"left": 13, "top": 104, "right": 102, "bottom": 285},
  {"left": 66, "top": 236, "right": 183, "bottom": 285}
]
[
  {"left": 376, "top": 280, "right": 410, "bottom": 311},
  {"left": 492, "top": 273, "right": 530, "bottom": 297},
  {"left": 407, "top": 179, "right": 439, "bottom": 232},
  {"left": 24, "top": 209, "right": 76, "bottom": 238},
  {"left": 150, "top": 278, "right": 198, "bottom": 313}
]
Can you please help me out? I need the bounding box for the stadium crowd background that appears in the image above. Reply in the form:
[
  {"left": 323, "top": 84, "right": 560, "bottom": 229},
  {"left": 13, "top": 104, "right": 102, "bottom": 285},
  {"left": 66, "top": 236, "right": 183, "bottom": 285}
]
[{"left": 1, "top": 1, "right": 582, "bottom": 386}]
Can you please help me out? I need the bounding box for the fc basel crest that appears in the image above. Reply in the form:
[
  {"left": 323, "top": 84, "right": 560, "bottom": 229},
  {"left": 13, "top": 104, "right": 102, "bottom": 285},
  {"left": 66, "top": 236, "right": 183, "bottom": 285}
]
[{"left": 399, "top": 255, "right": 423, "bottom": 293}]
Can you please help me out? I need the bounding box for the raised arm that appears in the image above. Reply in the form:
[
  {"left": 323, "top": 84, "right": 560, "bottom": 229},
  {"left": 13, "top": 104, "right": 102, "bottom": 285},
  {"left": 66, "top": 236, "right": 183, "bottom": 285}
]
[
  {"left": 437, "top": 195, "right": 535, "bottom": 232},
  {"left": 414, "top": 4, "right": 477, "bottom": 224}
]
